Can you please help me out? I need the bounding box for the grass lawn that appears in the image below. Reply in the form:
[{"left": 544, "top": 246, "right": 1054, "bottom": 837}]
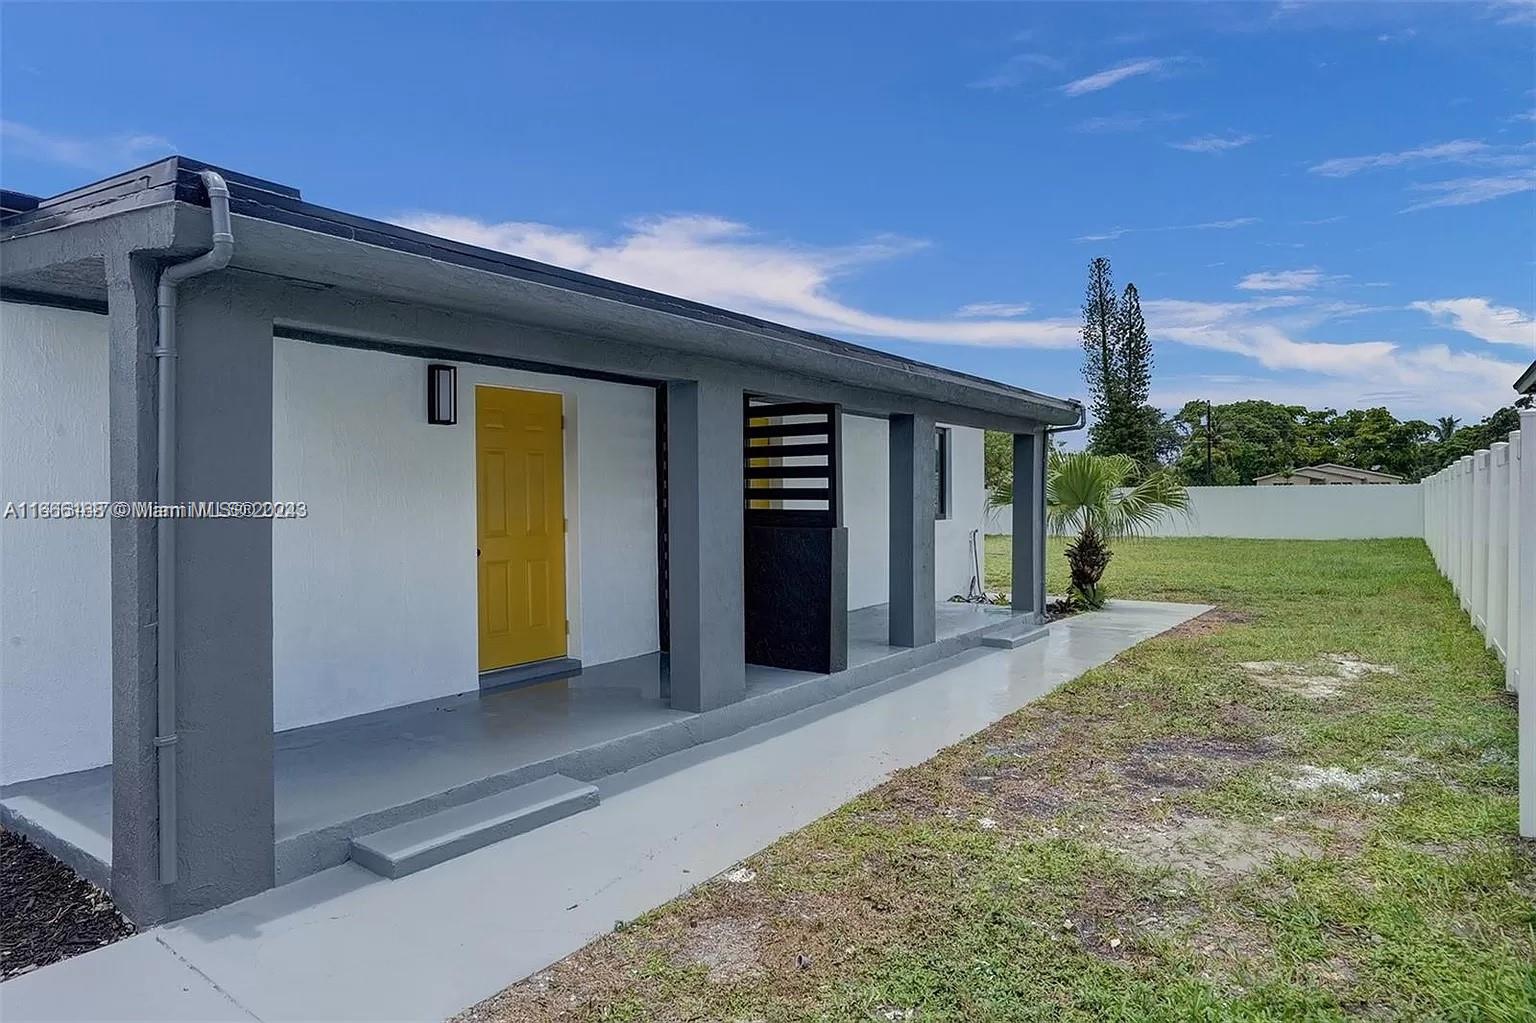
[{"left": 460, "top": 538, "right": 1532, "bottom": 1022}]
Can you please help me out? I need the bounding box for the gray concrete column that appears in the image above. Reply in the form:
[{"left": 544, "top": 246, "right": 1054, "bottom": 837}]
[
  {"left": 888, "top": 413, "right": 936, "bottom": 647},
  {"left": 666, "top": 378, "right": 746, "bottom": 712},
  {"left": 1011, "top": 431, "right": 1047, "bottom": 620},
  {"left": 107, "top": 252, "right": 165, "bottom": 924},
  {"left": 109, "top": 270, "right": 275, "bottom": 923}
]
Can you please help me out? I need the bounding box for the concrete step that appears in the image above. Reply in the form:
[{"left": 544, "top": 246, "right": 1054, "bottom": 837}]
[
  {"left": 349, "top": 774, "right": 599, "bottom": 879},
  {"left": 980, "top": 619, "right": 1049, "bottom": 650}
]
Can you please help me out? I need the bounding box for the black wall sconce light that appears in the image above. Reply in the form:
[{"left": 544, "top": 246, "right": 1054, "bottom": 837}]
[{"left": 427, "top": 364, "right": 458, "bottom": 425}]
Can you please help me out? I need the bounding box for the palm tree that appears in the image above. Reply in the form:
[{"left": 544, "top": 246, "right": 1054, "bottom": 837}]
[
  {"left": 1435, "top": 416, "right": 1460, "bottom": 444},
  {"left": 987, "top": 451, "right": 1189, "bottom": 608}
]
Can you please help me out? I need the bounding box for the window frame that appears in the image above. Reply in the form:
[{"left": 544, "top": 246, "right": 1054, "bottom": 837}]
[{"left": 935, "top": 426, "right": 952, "bottom": 520}]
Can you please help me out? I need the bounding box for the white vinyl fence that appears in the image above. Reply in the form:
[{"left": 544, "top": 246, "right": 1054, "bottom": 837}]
[
  {"left": 985, "top": 484, "right": 1423, "bottom": 539},
  {"left": 1423, "top": 409, "right": 1534, "bottom": 838}
]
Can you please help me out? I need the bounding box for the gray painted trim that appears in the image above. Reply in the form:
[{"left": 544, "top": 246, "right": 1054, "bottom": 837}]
[
  {"left": 1011, "top": 432, "right": 1046, "bottom": 620},
  {"left": 245, "top": 270, "right": 1059, "bottom": 434},
  {"left": 664, "top": 379, "right": 747, "bottom": 712},
  {"left": 888, "top": 414, "right": 938, "bottom": 647},
  {"left": 3, "top": 202, "right": 1079, "bottom": 430},
  {"left": 1516, "top": 359, "right": 1536, "bottom": 396},
  {"left": 274, "top": 325, "right": 662, "bottom": 391},
  {"left": 479, "top": 658, "right": 584, "bottom": 693},
  {"left": 3, "top": 156, "right": 1079, "bottom": 425},
  {"left": 0, "top": 287, "right": 109, "bottom": 315},
  {"left": 107, "top": 252, "right": 165, "bottom": 926}
]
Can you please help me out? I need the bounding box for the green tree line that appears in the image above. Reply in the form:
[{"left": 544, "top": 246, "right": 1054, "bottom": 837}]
[{"left": 982, "top": 257, "right": 1528, "bottom": 490}]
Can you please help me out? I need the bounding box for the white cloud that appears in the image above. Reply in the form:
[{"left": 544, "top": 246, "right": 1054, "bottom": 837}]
[
  {"left": 1072, "top": 111, "right": 1184, "bottom": 134},
  {"left": 1307, "top": 139, "right": 1492, "bottom": 178},
  {"left": 955, "top": 302, "right": 1033, "bottom": 318},
  {"left": 1300, "top": 215, "right": 1346, "bottom": 225},
  {"left": 1237, "top": 268, "right": 1333, "bottom": 291},
  {"left": 1060, "top": 57, "right": 1179, "bottom": 97},
  {"left": 0, "top": 120, "right": 172, "bottom": 170},
  {"left": 395, "top": 212, "right": 1079, "bottom": 349},
  {"left": 1143, "top": 296, "right": 1526, "bottom": 418},
  {"left": 1075, "top": 216, "right": 1258, "bottom": 243},
  {"left": 1491, "top": 1, "right": 1536, "bottom": 26},
  {"left": 969, "top": 53, "right": 1065, "bottom": 90},
  {"left": 392, "top": 210, "right": 1524, "bottom": 421},
  {"left": 1399, "top": 172, "right": 1536, "bottom": 211},
  {"left": 1411, "top": 298, "right": 1536, "bottom": 346},
  {"left": 1170, "top": 132, "right": 1258, "bottom": 154}
]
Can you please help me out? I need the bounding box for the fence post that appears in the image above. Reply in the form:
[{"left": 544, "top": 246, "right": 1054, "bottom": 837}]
[
  {"left": 1433, "top": 470, "right": 1445, "bottom": 567},
  {"left": 1509, "top": 432, "right": 1523, "bottom": 696},
  {"left": 1449, "top": 463, "right": 1460, "bottom": 593},
  {"left": 1458, "top": 455, "right": 1475, "bottom": 606},
  {"left": 1472, "top": 450, "right": 1492, "bottom": 635},
  {"left": 1425, "top": 471, "right": 1438, "bottom": 567},
  {"left": 1488, "top": 442, "right": 1510, "bottom": 661},
  {"left": 1520, "top": 410, "right": 1535, "bottom": 839}
]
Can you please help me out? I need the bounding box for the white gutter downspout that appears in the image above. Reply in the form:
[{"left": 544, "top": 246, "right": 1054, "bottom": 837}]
[{"left": 152, "top": 170, "right": 234, "bottom": 884}]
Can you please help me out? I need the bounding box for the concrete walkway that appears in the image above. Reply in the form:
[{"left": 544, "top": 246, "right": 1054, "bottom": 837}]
[{"left": 1, "top": 600, "right": 1204, "bottom": 1023}]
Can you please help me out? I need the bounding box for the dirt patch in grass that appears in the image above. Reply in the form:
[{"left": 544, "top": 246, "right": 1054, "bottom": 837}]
[
  {"left": 1, "top": 829, "right": 133, "bottom": 981},
  {"left": 1239, "top": 653, "right": 1399, "bottom": 700},
  {"left": 457, "top": 860, "right": 933, "bottom": 1022},
  {"left": 1165, "top": 607, "right": 1255, "bottom": 639},
  {"left": 1285, "top": 763, "right": 1404, "bottom": 805},
  {"left": 674, "top": 916, "right": 764, "bottom": 982},
  {"left": 1121, "top": 735, "right": 1284, "bottom": 797},
  {"left": 1107, "top": 813, "right": 1322, "bottom": 879}
]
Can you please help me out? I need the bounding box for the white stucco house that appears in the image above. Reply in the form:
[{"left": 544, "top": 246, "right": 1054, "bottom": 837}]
[
  {"left": 0, "top": 158, "right": 1080, "bottom": 922},
  {"left": 1254, "top": 463, "right": 1405, "bottom": 486}
]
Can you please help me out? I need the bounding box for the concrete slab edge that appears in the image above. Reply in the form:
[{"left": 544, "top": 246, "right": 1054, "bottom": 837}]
[
  {"left": 276, "top": 616, "right": 1047, "bottom": 883},
  {"left": 0, "top": 798, "right": 112, "bottom": 890}
]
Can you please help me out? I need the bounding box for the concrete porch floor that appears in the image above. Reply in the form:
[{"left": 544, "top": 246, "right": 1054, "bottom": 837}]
[
  {"left": 0, "top": 602, "right": 1015, "bottom": 886},
  {"left": 0, "top": 599, "right": 1206, "bottom": 1023}
]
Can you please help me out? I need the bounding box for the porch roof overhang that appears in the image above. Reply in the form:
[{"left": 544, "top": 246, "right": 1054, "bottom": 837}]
[
  {"left": 1516, "top": 359, "right": 1536, "bottom": 396},
  {"left": 0, "top": 156, "right": 1081, "bottom": 432}
]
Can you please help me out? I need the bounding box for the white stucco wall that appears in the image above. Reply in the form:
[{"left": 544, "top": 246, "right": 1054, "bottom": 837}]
[
  {"left": 1136, "top": 484, "right": 1424, "bottom": 539},
  {"left": 987, "top": 483, "right": 1425, "bottom": 539},
  {"left": 0, "top": 303, "right": 113, "bottom": 785},
  {"left": 937, "top": 425, "right": 989, "bottom": 600},
  {"left": 843, "top": 417, "right": 986, "bottom": 608},
  {"left": 0, "top": 302, "right": 986, "bottom": 782},
  {"left": 272, "top": 339, "right": 659, "bottom": 731}
]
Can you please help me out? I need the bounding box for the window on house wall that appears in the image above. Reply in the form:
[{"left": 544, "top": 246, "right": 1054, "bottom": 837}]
[{"left": 935, "top": 427, "right": 951, "bottom": 520}]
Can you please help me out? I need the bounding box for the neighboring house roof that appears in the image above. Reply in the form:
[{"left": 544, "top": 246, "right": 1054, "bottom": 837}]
[
  {"left": 1254, "top": 463, "right": 1405, "bottom": 484},
  {"left": 1516, "top": 359, "right": 1536, "bottom": 396},
  {"left": 0, "top": 156, "right": 1082, "bottom": 429}
]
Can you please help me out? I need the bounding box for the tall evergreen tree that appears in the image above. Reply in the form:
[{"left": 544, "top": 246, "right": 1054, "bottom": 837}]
[
  {"left": 1117, "top": 283, "right": 1151, "bottom": 409},
  {"left": 1081, "top": 257, "right": 1121, "bottom": 454},
  {"left": 1115, "top": 283, "right": 1159, "bottom": 468}
]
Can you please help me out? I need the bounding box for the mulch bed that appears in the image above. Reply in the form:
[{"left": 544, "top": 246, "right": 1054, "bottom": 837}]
[{"left": 1, "top": 828, "right": 132, "bottom": 981}]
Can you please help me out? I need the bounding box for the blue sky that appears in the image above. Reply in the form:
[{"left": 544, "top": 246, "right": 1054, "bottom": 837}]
[{"left": 3, "top": 1, "right": 1533, "bottom": 423}]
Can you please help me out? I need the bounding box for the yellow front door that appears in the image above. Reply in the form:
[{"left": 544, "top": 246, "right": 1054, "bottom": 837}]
[{"left": 476, "top": 386, "right": 567, "bottom": 672}]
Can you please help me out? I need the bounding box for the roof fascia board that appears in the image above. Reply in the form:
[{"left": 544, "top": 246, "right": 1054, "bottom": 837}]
[
  {"left": 248, "top": 273, "right": 1047, "bottom": 432},
  {"left": 0, "top": 204, "right": 178, "bottom": 280},
  {"left": 184, "top": 207, "right": 1075, "bottom": 427},
  {"left": 4, "top": 156, "right": 1079, "bottom": 426}
]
